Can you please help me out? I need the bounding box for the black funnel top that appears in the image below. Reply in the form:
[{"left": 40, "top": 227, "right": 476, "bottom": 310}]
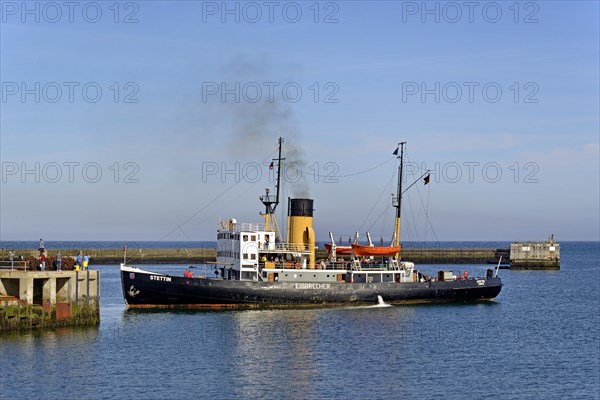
[{"left": 288, "top": 198, "right": 314, "bottom": 217}]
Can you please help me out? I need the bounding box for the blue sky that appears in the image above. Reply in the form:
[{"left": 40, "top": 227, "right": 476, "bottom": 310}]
[{"left": 1, "top": 1, "right": 598, "bottom": 242}]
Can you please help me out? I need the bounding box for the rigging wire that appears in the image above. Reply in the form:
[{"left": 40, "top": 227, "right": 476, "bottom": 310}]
[
  {"left": 425, "top": 180, "right": 430, "bottom": 244},
  {"left": 405, "top": 188, "right": 418, "bottom": 242},
  {"left": 403, "top": 151, "right": 420, "bottom": 243},
  {"left": 414, "top": 174, "right": 440, "bottom": 244},
  {"left": 356, "top": 165, "right": 397, "bottom": 237},
  {"left": 379, "top": 203, "right": 392, "bottom": 245},
  {"left": 158, "top": 148, "right": 278, "bottom": 242},
  {"left": 303, "top": 156, "right": 395, "bottom": 179},
  {"left": 402, "top": 148, "right": 439, "bottom": 245},
  {"left": 363, "top": 201, "right": 393, "bottom": 237},
  {"left": 280, "top": 163, "right": 287, "bottom": 241},
  {"left": 178, "top": 226, "right": 191, "bottom": 240},
  {"left": 178, "top": 227, "right": 191, "bottom": 256}
]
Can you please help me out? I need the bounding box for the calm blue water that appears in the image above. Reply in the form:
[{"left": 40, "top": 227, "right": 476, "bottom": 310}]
[{"left": 1, "top": 242, "right": 598, "bottom": 400}]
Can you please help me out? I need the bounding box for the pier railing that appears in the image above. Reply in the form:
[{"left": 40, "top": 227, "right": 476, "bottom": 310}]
[{"left": 0, "top": 261, "right": 29, "bottom": 271}]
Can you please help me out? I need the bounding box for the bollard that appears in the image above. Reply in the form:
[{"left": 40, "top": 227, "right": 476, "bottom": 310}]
[
  {"left": 86, "top": 269, "right": 90, "bottom": 305},
  {"left": 75, "top": 270, "right": 79, "bottom": 307}
]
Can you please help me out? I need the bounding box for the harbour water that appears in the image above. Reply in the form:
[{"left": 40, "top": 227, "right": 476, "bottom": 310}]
[{"left": 1, "top": 242, "right": 598, "bottom": 400}]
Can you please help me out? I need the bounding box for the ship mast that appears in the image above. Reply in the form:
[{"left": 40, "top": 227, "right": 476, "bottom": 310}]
[
  {"left": 260, "top": 137, "right": 285, "bottom": 233},
  {"left": 392, "top": 142, "right": 406, "bottom": 256}
]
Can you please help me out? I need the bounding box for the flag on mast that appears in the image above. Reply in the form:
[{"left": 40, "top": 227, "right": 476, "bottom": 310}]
[
  {"left": 269, "top": 161, "right": 274, "bottom": 170},
  {"left": 424, "top": 174, "right": 430, "bottom": 185},
  {"left": 392, "top": 147, "right": 399, "bottom": 156}
]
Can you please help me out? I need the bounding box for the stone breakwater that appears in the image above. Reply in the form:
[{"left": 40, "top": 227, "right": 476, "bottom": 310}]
[{"left": 1, "top": 248, "right": 504, "bottom": 265}]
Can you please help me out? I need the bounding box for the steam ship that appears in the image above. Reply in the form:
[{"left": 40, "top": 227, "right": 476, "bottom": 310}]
[{"left": 121, "top": 139, "right": 502, "bottom": 308}]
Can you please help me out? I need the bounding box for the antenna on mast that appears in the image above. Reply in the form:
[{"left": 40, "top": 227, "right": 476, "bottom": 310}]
[
  {"left": 391, "top": 142, "right": 406, "bottom": 252},
  {"left": 260, "top": 137, "right": 285, "bottom": 231}
]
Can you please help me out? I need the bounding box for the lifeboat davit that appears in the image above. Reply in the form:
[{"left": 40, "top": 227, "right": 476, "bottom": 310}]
[{"left": 351, "top": 244, "right": 401, "bottom": 257}]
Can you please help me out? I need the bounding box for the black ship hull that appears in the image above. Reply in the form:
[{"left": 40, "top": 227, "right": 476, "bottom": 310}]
[{"left": 121, "top": 266, "right": 502, "bottom": 308}]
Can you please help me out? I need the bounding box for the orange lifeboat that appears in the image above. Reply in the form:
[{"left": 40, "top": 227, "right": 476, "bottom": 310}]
[
  {"left": 351, "top": 244, "right": 401, "bottom": 257},
  {"left": 325, "top": 243, "right": 353, "bottom": 255}
]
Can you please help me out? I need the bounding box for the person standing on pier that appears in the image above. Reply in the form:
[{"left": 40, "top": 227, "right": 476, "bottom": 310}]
[
  {"left": 83, "top": 254, "right": 90, "bottom": 270},
  {"left": 76, "top": 251, "right": 83, "bottom": 271},
  {"left": 8, "top": 251, "right": 14, "bottom": 269},
  {"left": 38, "top": 238, "right": 45, "bottom": 256},
  {"left": 40, "top": 252, "right": 47, "bottom": 271},
  {"left": 56, "top": 251, "right": 62, "bottom": 271}
]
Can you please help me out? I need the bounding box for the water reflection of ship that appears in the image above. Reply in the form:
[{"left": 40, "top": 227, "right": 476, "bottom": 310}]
[
  {"left": 121, "top": 139, "right": 502, "bottom": 307},
  {"left": 231, "top": 310, "right": 319, "bottom": 398}
]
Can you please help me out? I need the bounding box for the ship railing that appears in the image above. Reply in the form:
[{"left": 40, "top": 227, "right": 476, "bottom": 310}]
[
  {"left": 326, "top": 261, "right": 350, "bottom": 270},
  {"left": 237, "top": 223, "right": 267, "bottom": 232},
  {"left": 259, "top": 259, "right": 309, "bottom": 269},
  {"left": 325, "top": 261, "right": 406, "bottom": 271},
  {"left": 227, "top": 223, "right": 279, "bottom": 232},
  {"left": 217, "top": 222, "right": 271, "bottom": 232},
  {"left": 259, "top": 194, "right": 277, "bottom": 203},
  {"left": 260, "top": 243, "right": 310, "bottom": 253}
]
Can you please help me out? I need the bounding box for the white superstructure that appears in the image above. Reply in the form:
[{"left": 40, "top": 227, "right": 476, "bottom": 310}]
[{"left": 216, "top": 219, "right": 312, "bottom": 281}]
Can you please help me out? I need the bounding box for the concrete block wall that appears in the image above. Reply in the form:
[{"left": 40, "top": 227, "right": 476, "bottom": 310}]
[
  {"left": 0, "top": 270, "right": 99, "bottom": 305},
  {"left": 510, "top": 241, "right": 560, "bottom": 269}
]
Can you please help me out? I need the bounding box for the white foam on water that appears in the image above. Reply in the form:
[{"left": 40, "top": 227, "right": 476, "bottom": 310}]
[
  {"left": 373, "top": 295, "right": 392, "bottom": 308},
  {"left": 344, "top": 295, "right": 392, "bottom": 309}
]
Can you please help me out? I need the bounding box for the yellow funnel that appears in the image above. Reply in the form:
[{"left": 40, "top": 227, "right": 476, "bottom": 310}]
[{"left": 287, "top": 198, "right": 315, "bottom": 269}]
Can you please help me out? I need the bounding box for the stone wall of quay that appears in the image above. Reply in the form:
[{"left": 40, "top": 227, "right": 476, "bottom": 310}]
[{"left": 0, "top": 270, "right": 100, "bottom": 331}]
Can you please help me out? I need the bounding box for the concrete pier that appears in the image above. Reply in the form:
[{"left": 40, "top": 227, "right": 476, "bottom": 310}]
[
  {"left": 510, "top": 236, "right": 560, "bottom": 270},
  {"left": 0, "top": 270, "right": 99, "bottom": 330}
]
